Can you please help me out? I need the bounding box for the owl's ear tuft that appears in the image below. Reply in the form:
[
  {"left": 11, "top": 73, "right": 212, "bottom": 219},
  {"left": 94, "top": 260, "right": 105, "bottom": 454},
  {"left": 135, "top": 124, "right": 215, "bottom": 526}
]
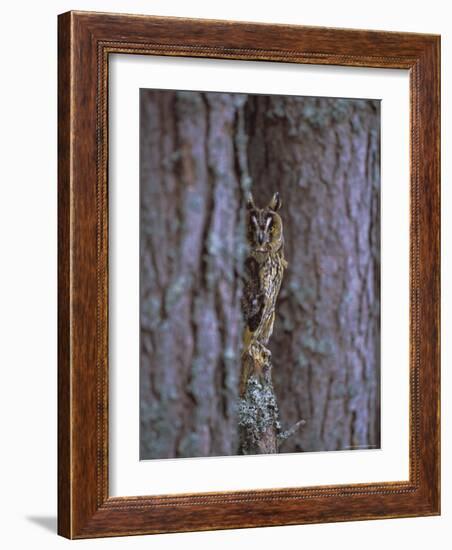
[
  {"left": 268, "top": 192, "right": 282, "bottom": 212},
  {"left": 246, "top": 192, "right": 256, "bottom": 211}
]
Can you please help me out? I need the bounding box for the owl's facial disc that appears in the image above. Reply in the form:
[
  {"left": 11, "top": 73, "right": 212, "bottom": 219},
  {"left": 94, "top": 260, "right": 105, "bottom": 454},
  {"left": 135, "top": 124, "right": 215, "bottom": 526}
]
[{"left": 250, "top": 211, "right": 274, "bottom": 251}]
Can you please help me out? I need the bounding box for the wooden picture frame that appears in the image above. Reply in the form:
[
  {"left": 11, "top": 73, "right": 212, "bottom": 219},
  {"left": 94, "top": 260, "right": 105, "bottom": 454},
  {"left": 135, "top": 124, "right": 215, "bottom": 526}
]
[{"left": 58, "top": 10, "right": 440, "bottom": 539}]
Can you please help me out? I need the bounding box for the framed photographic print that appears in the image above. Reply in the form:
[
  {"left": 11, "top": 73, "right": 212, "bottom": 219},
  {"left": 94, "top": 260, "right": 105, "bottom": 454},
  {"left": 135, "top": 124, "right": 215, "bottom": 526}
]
[{"left": 58, "top": 11, "right": 440, "bottom": 538}]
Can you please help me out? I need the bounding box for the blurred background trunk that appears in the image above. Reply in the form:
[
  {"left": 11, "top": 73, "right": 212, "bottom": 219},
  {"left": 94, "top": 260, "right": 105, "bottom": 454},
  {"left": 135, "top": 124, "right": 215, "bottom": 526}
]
[
  {"left": 246, "top": 96, "right": 380, "bottom": 453},
  {"left": 140, "top": 90, "right": 380, "bottom": 459},
  {"left": 140, "top": 90, "right": 249, "bottom": 458}
]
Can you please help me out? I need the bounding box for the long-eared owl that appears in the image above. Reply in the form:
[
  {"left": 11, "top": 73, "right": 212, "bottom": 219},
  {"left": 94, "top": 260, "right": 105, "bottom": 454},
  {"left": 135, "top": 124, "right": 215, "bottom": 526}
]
[{"left": 240, "top": 192, "right": 287, "bottom": 393}]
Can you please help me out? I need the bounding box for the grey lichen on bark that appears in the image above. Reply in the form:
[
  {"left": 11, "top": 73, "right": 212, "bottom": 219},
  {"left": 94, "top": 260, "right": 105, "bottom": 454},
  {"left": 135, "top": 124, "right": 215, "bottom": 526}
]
[
  {"left": 238, "top": 355, "right": 280, "bottom": 455},
  {"left": 238, "top": 350, "right": 304, "bottom": 455}
]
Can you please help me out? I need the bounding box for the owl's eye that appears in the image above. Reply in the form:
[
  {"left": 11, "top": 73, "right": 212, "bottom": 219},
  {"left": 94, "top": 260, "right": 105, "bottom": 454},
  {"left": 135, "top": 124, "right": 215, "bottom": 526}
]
[{"left": 265, "top": 216, "right": 273, "bottom": 232}]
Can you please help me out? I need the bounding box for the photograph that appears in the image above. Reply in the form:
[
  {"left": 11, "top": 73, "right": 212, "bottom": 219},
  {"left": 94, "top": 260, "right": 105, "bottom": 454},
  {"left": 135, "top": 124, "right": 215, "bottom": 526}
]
[
  {"left": 0, "top": 0, "right": 443, "bottom": 544},
  {"left": 139, "top": 89, "right": 381, "bottom": 459}
]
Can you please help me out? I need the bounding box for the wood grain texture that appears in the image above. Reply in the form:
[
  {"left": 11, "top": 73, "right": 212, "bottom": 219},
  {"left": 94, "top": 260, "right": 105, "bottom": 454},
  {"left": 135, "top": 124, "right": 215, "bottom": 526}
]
[
  {"left": 58, "top": 10, "right": 440, "bottom": 539},
  {"left": 57, "top": 10, "right": 72, "bottom": 538}
]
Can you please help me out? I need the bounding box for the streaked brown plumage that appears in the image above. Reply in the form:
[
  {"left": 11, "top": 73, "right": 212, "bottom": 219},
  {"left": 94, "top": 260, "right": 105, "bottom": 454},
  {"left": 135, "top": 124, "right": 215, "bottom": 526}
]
[{"left": 240, "top": 192, "right": 287, "bottom": 395}]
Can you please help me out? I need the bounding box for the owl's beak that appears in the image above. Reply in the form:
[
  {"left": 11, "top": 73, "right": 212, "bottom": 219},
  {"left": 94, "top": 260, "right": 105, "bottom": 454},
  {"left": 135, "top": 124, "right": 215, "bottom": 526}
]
[{"left": 257, "top": 232, "right": 265, "bottom": 245}]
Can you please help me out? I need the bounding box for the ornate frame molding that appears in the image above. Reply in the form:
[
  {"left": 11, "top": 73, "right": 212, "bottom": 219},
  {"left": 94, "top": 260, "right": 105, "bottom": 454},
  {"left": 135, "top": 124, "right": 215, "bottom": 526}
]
[{"left": 58, "top": 11, "right": 440, "bottom": 538}]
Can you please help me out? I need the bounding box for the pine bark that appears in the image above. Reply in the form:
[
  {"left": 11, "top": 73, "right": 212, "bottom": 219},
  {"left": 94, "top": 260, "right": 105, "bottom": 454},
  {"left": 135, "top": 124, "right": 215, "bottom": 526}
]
[
  {"left": 140, "top": 91, "right": 380, "bottom": 458},
  {"left": 140, "top": 90, "right": 249, "bottom": 458},
  {"left": 246, "top": 96, "right": 381, "bottom": 453}
]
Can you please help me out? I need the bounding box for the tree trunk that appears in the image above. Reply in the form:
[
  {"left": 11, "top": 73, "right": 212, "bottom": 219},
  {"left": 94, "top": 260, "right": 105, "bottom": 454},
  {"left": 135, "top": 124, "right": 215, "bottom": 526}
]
[
  {"left": 246, "top": 96, "right": 381, "bottom": 453},
  {"left": 238, "top": 353, "right": 280, "bottom": 455},
  {"left": 140, "top": 91, "right": 380, "bottom": 458},
  {"left": 140, "top": 90, "right": 249, "bottom": 459}
]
